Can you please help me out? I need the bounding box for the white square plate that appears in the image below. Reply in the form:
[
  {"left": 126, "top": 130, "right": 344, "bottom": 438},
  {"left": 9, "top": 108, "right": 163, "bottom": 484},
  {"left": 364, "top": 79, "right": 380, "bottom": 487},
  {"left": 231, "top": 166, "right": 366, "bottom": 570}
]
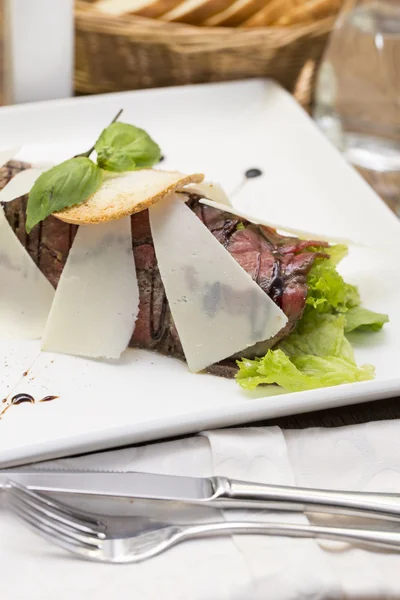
[{"left": 1, "top": 79, "right": 400, "bottom": 467}]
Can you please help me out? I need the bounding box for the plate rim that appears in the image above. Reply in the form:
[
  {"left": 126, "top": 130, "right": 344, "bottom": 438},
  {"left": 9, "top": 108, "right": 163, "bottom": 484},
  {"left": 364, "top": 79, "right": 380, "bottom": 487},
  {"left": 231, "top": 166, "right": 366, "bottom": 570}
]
[{"left": 1, "top": 78, "right": 399, "bottom": 467}]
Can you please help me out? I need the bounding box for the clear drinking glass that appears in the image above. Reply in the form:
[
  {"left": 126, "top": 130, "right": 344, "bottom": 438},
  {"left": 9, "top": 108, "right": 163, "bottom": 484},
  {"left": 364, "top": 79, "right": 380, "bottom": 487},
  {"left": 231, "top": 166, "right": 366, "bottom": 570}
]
[{"left": 314, "top": 0, "right": 400, "bottom": 183}]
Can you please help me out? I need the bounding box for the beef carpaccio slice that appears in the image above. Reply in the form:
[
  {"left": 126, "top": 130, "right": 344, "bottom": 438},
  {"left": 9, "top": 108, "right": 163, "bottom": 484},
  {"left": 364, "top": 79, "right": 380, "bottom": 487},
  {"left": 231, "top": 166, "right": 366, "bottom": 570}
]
[{"left": 1, "top": 161, "right": 328, "bottom": 378}]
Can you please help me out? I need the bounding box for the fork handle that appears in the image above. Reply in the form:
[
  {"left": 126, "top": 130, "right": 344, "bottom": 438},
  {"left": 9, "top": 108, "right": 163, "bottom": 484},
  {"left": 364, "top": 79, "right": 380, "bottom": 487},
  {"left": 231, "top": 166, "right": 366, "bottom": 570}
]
[
  {"left": 180, "top": 520, "right": 400, "bottom": 552},
  {"left": 210, "top": 477, "right": 400, "bottom": 521}
]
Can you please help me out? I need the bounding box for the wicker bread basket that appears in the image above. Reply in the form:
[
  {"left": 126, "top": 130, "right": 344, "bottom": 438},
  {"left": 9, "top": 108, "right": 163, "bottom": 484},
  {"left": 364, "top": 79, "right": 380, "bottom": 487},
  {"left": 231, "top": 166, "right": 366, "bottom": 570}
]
[{"left": 75, "top": 0, "right": 339, "bottom": 111}]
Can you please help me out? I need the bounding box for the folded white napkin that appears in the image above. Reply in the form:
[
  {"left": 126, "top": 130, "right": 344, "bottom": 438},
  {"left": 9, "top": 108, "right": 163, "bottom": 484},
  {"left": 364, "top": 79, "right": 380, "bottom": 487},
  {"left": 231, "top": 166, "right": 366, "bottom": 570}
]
[{"left": 1, "top": 420, "right": 400, "bottom": 599}]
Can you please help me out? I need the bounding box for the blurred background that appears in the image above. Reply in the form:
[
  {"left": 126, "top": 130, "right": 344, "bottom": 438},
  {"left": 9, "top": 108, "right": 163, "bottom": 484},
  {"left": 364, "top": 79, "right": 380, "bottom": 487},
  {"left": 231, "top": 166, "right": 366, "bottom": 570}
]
[{"left": 1, "top": 0, "right": 400, "bottom": 211}]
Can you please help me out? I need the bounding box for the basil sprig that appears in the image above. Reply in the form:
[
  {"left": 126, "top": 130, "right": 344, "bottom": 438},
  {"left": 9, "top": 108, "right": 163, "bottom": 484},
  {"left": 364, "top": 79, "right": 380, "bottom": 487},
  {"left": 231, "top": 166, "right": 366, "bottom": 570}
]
[
  {"left": 26, "top": 158, "right": 103, "bottom": 233},
  {"left": 25, "top": 111, "right": 161, "bottom": 232},
  {"left": 95, "top": 122, "right": 161, "bottom": 172}
]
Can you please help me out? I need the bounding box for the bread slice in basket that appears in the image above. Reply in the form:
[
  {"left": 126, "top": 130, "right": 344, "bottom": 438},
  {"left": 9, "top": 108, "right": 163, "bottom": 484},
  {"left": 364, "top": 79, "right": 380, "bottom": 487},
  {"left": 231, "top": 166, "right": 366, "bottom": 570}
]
[
  {"left": 274, "top": 0, "right": 343, "bottom": 26},
  {"left": 204, "top": 0, "right": 269, "bottom": 26},
  {"left": 243, "top": 0, "right": 305, "bottom": 26},
  {"left": 95, "top": 0, "right": 182, "bottom": 19},
  {"left": 160, "top": 0, "right": 236, "bottom": 24}
]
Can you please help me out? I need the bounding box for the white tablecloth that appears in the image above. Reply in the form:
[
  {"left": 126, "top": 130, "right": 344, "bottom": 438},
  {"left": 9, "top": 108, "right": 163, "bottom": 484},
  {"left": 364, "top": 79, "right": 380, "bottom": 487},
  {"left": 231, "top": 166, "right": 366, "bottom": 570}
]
[{"left": 1, "top": 420, "right": 400, "bottom": 599}]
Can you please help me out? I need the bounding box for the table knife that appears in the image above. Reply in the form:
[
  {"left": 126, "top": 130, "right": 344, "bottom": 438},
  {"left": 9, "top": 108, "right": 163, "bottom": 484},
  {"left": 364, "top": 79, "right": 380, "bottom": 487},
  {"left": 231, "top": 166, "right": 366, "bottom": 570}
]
[{"left": 1, "top": 468, "right": 400, "bottom": 522}]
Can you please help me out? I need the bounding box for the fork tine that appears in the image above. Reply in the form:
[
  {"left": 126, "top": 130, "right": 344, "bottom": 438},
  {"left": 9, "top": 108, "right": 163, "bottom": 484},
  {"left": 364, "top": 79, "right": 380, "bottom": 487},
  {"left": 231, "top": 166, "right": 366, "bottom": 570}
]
[
  {"left": 31, "top": 527, "right": 99, "bottom": 561},
  {"left": 9, "top": 501, "right": 101, "bottom": 558},
  {"left": 7, "top": 481, "right": 105, "bottom": 537},
  {"left": 9, "top": 493, "right": 104, "bottom": 546}
]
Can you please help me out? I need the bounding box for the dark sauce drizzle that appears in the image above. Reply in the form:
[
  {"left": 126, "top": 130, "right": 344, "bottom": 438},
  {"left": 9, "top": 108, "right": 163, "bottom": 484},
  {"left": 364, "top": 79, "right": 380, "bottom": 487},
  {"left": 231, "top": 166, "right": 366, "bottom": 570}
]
[
  {"left": 40, "top": 395, "right": 58, "bottom": 403},
  {"left": 11, "top": 393, "right": 35, "bottom": 405},
  {"left": 229, "top": 168, "right": 264, "bottom": 200},
  {"left": 245, "top": 168, "right": 263, "bottom": 179},
  {"left": 0, "top": 393, "right": 58, "bottom": 419},
  {"left": 269, "top": 261, "right": 284, "bottom": 307}
]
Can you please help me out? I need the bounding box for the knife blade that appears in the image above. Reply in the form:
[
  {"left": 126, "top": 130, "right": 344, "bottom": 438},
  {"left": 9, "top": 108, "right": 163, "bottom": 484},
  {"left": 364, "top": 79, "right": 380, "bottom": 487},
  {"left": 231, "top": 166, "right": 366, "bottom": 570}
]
[
  {"left": 0, "top": 469, "right": 214, "bottom": 500},
  {"left": 2, "top": 469, "right": 400, "bottom": 522}
]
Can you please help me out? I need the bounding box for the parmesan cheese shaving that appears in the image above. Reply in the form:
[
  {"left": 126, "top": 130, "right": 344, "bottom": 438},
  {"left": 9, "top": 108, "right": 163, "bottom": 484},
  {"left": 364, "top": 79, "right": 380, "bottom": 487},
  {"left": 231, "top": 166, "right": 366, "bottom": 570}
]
[
  {"left": 0, "top": 147, "right": 21, "bottom": 169},
  {"left": 41, "top": 217, "right": 139, "bottom": 359},
  {"left": 0, "top": 167, "right": 47, "bottom": 203},
  {"left": 149, "top": 193, "right": 288, "bottom": 373},
  {"left": 179, "top": 181, "right": 231, "bottom": 206},
  {"left": 200, "top": 198, "right": 354, "bottom": 244},
  {"left": 0, "top": 207, "right": 55, "bottom": 339}
]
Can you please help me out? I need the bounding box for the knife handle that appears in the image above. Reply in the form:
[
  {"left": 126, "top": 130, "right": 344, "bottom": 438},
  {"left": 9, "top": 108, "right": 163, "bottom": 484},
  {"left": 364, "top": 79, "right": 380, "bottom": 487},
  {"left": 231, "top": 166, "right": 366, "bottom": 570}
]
[{"left": 211, "top": 477, "right": 400, "bottom": 521}]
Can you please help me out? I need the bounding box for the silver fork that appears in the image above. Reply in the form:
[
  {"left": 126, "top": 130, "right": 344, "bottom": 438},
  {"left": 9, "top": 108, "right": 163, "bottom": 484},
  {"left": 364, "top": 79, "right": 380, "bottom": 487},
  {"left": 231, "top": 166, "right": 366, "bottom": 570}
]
[{"left": 6, "top": 481, "right": 400, "bottom": 563}]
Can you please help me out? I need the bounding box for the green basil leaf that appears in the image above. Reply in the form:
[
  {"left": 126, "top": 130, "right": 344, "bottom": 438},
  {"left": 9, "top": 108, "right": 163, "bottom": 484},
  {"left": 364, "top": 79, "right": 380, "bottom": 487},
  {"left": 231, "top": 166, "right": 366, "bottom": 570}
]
[
  {"left": 26, "top": 157, "right": 103, "bottom": 233},
  {"left": 95, "top": 122, "right": 161, "bottom": 172}
]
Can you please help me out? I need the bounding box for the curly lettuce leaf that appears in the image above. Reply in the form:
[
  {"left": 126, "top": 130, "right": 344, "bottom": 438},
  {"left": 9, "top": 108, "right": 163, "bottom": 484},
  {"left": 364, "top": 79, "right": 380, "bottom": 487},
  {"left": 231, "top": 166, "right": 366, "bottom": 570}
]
[
  {"left": 236, "top": 349, "right": 374, "bottom": 392},
  {"left": 236, "top": 244, "right": 386, "bottom": 393},
  {"left": 279, "top": 313, "right": 354, "bottom": 362},
  {"left": 237, "top": 312, "right": 374, "bottom": 392},
  {"left": 306, "top": 245, "right": 360, "bottom": 314},
  {"left": 306, "top": 244, "right": 387, "bottom": 332},
  {"left": 235, "top": 358, "right": 271, "bottom": 390},
  {"left": 344, "top": 307, "right": 389, "bottom": 333}
]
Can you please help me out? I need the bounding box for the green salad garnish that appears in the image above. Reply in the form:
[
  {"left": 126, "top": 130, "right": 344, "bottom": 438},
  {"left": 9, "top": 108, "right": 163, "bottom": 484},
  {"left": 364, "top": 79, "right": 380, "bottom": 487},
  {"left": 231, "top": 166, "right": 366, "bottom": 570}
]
[
  {"left": 26, "top": 157, "right": 103, "bottom": 233},
  {"left": 236, "top": 244, "right": 388, "bottom": 393},
  {"left": 26, "top": 110, "right": 161, "bottom": 233},
  {"left": 95, "top": 122, "right": 161, "bottom": 172}
]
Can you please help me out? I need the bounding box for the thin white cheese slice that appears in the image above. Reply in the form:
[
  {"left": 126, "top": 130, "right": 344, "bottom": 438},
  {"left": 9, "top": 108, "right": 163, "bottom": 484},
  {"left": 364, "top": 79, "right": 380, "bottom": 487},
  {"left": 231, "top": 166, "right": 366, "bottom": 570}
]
[
  {"left": 149, "top": 193, "right": 288, "bottom": 373},
  {"left": 0, "top": 147, "right": 21, "bottom": 169},
  {"left": 0, "top": 167, "right": 47, "bottom": 203},
  {"left": 179, "top": 181, "right": 231, "bottom": 206},
  {"left": 0, "top": 207, "right": 55, "bottom": 339},
  {"left": 41, "top": 217, "right": 139, "bottom": 359},
  {"left": 200, "top": 198, "right": 354, "bottom": 244}
]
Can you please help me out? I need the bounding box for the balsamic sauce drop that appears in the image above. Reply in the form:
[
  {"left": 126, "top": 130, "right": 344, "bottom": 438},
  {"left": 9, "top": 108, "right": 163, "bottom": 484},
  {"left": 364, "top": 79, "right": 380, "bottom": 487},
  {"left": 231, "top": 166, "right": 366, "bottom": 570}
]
[
  {"left": 245, "top": 168, "right": 263, "bottom": 179},
  {"left": 0, "top": 393, "right": 59, "bottom": 419},
  {"left": 40, "top": 395, "right": 58, "bottom": 403},
  {"left": 11, "top": 393, "right": 35, "bottom": 405}
]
